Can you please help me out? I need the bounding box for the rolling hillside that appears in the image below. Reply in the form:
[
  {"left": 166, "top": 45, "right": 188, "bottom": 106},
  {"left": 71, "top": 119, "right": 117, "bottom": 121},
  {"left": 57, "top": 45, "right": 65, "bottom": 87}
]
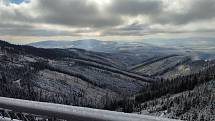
[{"left": 0, "top": 40, "right": 153, "bottom": 109}]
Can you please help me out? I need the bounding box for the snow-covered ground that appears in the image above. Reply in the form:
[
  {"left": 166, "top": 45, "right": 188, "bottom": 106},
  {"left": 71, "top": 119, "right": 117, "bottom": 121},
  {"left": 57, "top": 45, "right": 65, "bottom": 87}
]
[
  {"left": 0, "top": 97, "right": 181, "bottom": 121},
  {"left": 0, "top": 117, "right": 21, "bottom": 121}
]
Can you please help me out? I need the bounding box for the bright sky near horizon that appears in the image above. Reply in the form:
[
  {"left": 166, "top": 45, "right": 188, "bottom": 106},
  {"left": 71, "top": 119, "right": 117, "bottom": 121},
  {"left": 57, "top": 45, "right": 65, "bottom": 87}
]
[{"left": 0, "top": 0, "right": 215, "bottom": 44}]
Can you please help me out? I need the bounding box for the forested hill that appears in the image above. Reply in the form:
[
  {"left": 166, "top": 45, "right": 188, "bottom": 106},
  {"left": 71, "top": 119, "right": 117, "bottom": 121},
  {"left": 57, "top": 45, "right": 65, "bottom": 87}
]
[
  {"left": 0, "top": 40, "right": 153, "bottom": 109},
  {"left": 111, "top": 63, "right": 215, "bottom": 121}
]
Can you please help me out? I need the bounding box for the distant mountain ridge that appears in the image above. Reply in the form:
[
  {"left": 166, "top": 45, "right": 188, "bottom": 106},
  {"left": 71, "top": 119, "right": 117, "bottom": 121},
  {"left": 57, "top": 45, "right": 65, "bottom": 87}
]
[{"left": 28, "top": 39, "right": 118, "bottom": 51}]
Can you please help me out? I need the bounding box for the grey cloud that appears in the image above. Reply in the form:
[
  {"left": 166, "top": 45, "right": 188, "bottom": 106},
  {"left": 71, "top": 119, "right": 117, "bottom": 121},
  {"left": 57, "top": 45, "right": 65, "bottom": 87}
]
[
  {"left": 102, "top": 23, "right": 150, "bottom": 36},
  {"left": 104, "top": 0, "right": 215, "bottom": 36},
  {"left": 110, "top": 0, "right": 162, "bottom": 16},
  {"left": 0, "top": 23, "right": 32, "bottom": 29},
  {"left": 1, "top": 0, "right": 215, "bottom": 37},
  {"left": 102, "top": 22, "right": 215, "bottom": 36},
  {"left": 117, "top": 23, "right": 147, "bottom": 31},
  {"left": 103, "top": 29, "right": 145, "bottom": 36},
  {"left": 1, "top": 0, "right": 163, "bottom": 29},
  {"left": 0, "top": 23, "right": 76, "bottom": 36},
  {"left": 0, "top": 27, "right": 75, "bottom": 36},
  {"left": 153, "top": 0, "right": 215, "bottom": 25},
  {"left": 35, "top": 0, "right": 163, "bottom": 28},
  {"left": 35, "top": 0, "right": 122, "bottom": 28}
]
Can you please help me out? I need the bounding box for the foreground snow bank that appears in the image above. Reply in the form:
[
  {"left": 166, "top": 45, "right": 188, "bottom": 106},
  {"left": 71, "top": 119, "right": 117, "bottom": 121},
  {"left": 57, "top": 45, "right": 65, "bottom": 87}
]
[{"left": 0, "top": 97, "right": 180, "bottom": 121}]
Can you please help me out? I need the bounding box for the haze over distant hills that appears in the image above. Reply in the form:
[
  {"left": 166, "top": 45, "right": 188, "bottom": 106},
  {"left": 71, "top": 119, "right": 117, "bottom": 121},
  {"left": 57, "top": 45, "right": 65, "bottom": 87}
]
[
  {"left": 28, "top": 38, "right": 215, "bottom": 49},
  {"left": 29, "top": 38, "right": 215, "bottom": 60},
  {"left": 28, "top": 39, "right": 116, "bottom": 50}
]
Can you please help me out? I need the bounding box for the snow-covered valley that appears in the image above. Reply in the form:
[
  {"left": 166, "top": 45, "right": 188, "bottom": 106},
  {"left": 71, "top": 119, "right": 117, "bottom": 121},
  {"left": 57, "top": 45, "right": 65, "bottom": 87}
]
[{"left": 0, "top": 39, "right": 215, "bottom": 121}]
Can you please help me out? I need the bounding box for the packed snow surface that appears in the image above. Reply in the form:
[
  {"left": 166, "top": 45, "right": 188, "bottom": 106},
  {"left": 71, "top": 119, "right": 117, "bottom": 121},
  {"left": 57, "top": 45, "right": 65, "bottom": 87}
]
[{"left": 0, "top": 97, "right": 181, "bottom": 121}]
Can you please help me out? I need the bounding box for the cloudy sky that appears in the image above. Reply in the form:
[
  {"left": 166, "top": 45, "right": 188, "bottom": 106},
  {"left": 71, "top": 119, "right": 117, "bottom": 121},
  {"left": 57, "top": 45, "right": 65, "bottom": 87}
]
[{"left": 0, "top": 0, "right": 215, "bottom": 44}]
